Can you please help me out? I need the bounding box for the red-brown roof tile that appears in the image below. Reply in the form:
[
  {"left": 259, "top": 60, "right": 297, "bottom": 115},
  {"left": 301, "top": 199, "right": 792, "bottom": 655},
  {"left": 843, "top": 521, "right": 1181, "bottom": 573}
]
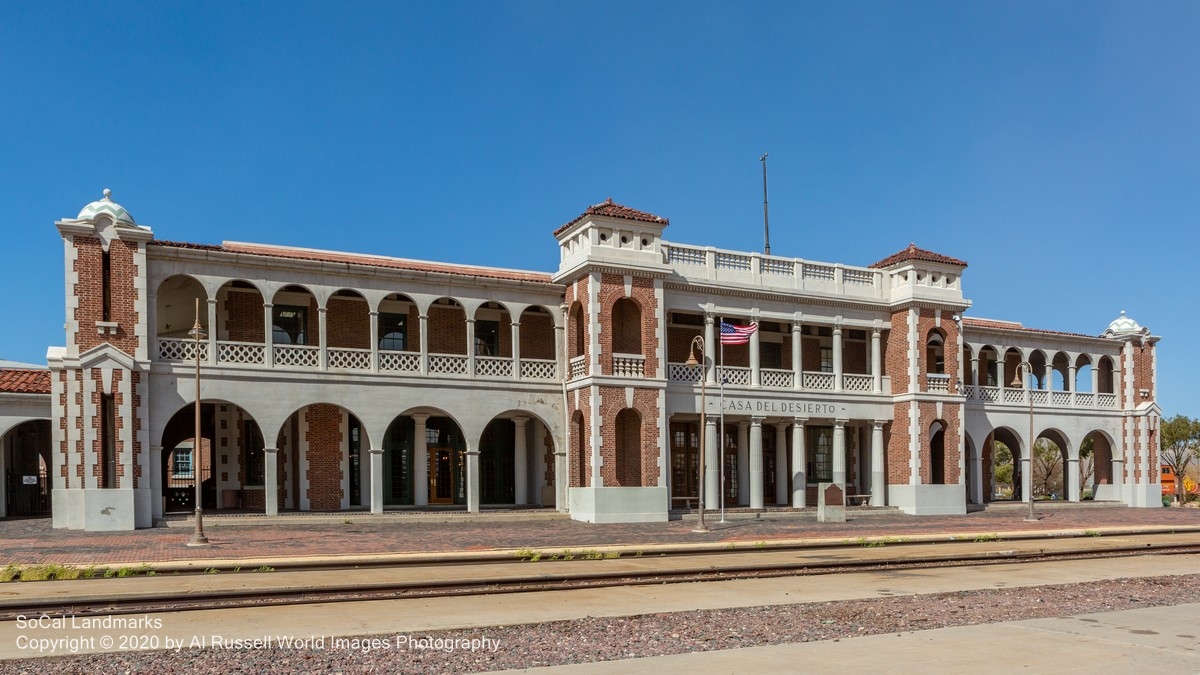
[
  {"left": 962, "top": 317, "right": 1098, "bottom": 340},
  {"left": 150, "top": 241, "right": 555, "bottom": 284},
  {"left": 0, "top": 369, "right": 51, "bottom": 395},
  {"left": 554, "top": 198, "right": 668, "bottom": 236},
  {"left": 870, "top": 243, "right": 967, "bottom": 269}
]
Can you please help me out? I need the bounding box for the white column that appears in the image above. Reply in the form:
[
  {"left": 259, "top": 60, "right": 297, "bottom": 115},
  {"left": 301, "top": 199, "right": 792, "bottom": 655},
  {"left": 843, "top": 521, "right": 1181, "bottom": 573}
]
[
  {"left": 511, "top": 321, "right": 521, "bottom": 381},
  {"left": 419, "top": 314, "right": 430, "bottom": 375},
  {"left": 791, "top": 419, "right": 807, "bottom": 507},
  {"left": 513, "top": 416, "right": 529, "bottom": 504},
  {"left": 264, "top": 448, "right": 278, "bottom": 515},
  {"left": 413, "top": 413, "right": 429, "bottom": 506},
  {"left": 555, "top": 304, "right": 567, "bottom": 382},
  {"left": 737, "top": 421, "right": 749, "bottom": 505},
  {"left": 970, "top": 357, "right": 980, "bottom": 388},
  {"left": 1091, "top": 361, "right": 1100, "bottom": 400},
  {"left": 774, "top": 423, "right": 788, "bottom": 505},
  {"left": 833, "top": 325, "right": 844, "bottom": 392},
  {"left": 466, "top": 447, "right": 480, "bottom": 513},
  {"left": 704, "top": 417, "right": 719, "bottom": 509},
  {"left": 263, "top": 303, "right": 275, "bottom": 369},
  {"left": 206, "top": 298, "right": 219, "bottom": 365},
  {"left": 369, "top": 448, "right": 383, "bottom": 513},
  {"left": 554, "top": 448, "right": 567, "bottom": 512},
  {"left": 150, "top": 444, "right": 163, "bottom": 519},
  {"left": 704, "top": 313, "right": 716, "bottom": 385},
  {"left": 871, "top": 328, "right": 882, "bottom": 393},
  {"left": 833, "top": 419, "right": 847, "bottom": 485},
  {"left": 871, "top": 421, "right": 885, "bottom": 506},
  {"left": 318, "top": 306, "right": 328, "bottom": 371},
  {"left": 369, "top": 311, "right": 380, "bottom": 373},
  {"left": 995, "top": 358, "right": 1005, "bottom": 393},
  {"left": 791, "top": 322, "right": 802, "bottom": 389},
  {"left": 749, "top": 417, "right": 764, "bottom": 509},
  {"left": 466, "top": 318, "right": 476, "bottom": 378},
  {"left": 1043, "top": 364, "right": 1052, "bottom": 391},
  {"left": 1067, "top": 457, "right": 1080, "bottom": 502},
  {"left": 749, "top": 323, "right": 761, "bottom": 387}
]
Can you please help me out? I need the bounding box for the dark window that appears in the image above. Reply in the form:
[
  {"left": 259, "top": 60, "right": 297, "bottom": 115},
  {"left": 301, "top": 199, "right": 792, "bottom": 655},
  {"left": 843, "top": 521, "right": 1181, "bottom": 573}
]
[
  {"left": 173, "top": 447, "right": 193, "bottom": 478},
  {"left": 672, "top": 313, "right": 705, "bottom": 327},
  {"left": 761, "top": 342, "right": 782, "bottom": 369},
  {"left": 101, "top": 394, "right": 116, "bottom": 488},
  {"left": 101, "top": 250, "right": 112, "bottom": 322},
  {"left": 272, "top": 305, "right": 308, "bottom": 345},
  {"left": 820, "top": 346, "right": 833, "bottom": 373},
  {"left": 379, "top": 312, "right": 408, "bottom": 351},
  {"left": 808, "top": 427, "right": 832, "bottom": 483},
  {"left": 476, "top": 320, "right": 500, "bottom": 356},
  {"left": 348, "top": 417, "right": 362, "bottom": 506}
]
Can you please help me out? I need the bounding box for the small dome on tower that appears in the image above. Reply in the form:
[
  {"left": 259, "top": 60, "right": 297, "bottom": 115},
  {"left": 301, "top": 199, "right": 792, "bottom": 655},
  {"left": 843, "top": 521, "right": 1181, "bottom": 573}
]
[
  {"left": 1103, "top": 310, "right": 1146, "bottom": 338},
  {"left": 77, "top": 188, "right": 135, "bottom": 224}
]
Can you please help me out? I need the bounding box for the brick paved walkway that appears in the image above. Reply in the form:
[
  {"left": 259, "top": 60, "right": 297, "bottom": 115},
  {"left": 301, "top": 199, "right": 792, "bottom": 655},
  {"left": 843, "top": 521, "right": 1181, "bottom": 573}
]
[{"left": 2, "top": 506, "right": 1198, "bottom": 566}]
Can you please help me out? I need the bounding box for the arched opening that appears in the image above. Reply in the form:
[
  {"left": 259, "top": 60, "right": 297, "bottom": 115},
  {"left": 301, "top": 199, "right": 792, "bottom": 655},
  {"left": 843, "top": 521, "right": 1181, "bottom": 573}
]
[
  {"left": 925, "top": 329, "right": 946, "bottom": 374},
  {"left": 428, "top": 298, "right": 468, "bottom": 374},
  {"left": 472, "top": 302, "right": 512, "bottom": 358},
  {"left": 1097, "top": 356, "right": 1116, "bottom": 394},
  {"left": 614, "top": 409, "right": 642, "bottom": 487},
  {"left": 480, "top": 419, "right": 515, "bottom": 504},
  {"left": 1081, "top": 431, "right": 1115, "bottom": 499},
  {"left": 1032, "top": 430, "right": 1069, "bottom": 500},
  {"left": 962, "top": 344, "right": 975, "bottom": 386},
  {"left": 979, "top": 346, "right": 999, "bottom": 387},
  {"left": 1003, "top": 348, "right": 1023, "bottom": 390},
  {"left": 611, "top": 298, "right": 642, "bottom": 356},
  {"left": 929, "top": 421, "right": 946, "bottom": 485},
  {"left": 215, "top": 280, "right": 266, "bottom": 364},
  {"left": 572, "top": 411, "right": 588, "bottom": 488},
  {"left": 378, "top": 293, "right": 419, "bottom": 372},
  {"left": 991, "top": 427, "right": 1022, "bottom": 501},
  {"left": 382, "top": 412, "right": 466, "bottom": 506},
  {"left": 1028, "top": 350, "right": 1048, "bottom": 389},
  {"left": 568, "top": 302, "right": 585, "bottom": 361},
  {"left": 273, "top": 404, "right": 367, "bottom": 511},
  {"left": 3, "top": 420, "right": 52, "bottom": 517},
  {"left": 271, "top": 286, "right": 316, "bottom": 346},
  {"left": 161, "top": 401, "right": 266, "bottom": 513},
  {"left": 519, "top": 306, "right": 557, "bottom": 361},
  {"left": 327, "top": 289, "right": 371, "bottom": 370},
  {"left": 1051, "top": 352, "right": 1071, "bottom": 391},
  {"left": 156, "top": 275, "right": 208, "bottom": 340},
  {"left": 1075, "top": 354, "right": 1094, "bottom": 393}
]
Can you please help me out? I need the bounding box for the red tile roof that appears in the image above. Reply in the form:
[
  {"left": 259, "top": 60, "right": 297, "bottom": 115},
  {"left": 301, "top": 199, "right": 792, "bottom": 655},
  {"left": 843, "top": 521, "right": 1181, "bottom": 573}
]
[
  {"left": 0, "top": 369, "right": 51, "bottom": 394},
  {"left": 870, "top": 243, "right": 967, "bottom": 269},
  {"left": 150, "top": 241, "right": 555, "bottom": 284},
  {"left": 962, "top": 317, "right": 1098, "bottom": 340},
  {"left": 555, "top": 198, "right": 669, "bottom": 236}
]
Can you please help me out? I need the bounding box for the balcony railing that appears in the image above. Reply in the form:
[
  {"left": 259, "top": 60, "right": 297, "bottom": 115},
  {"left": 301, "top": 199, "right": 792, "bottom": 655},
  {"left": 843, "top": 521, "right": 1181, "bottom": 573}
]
[
  {"left": 218, "top": 341, "right": 264, "bottom": 365},
  {"left": 964, "top": 384, "right": 1122, "bottom": 410},
  {"left": 662, "top": 242, "right": 886, "bottom": 300},
  {"left": 329, "top": 348, "right": 371, "bottom": 371},
  {"left": 275, "top": 344, "right": 319, "bottom": 368},
  {"left": 612, "top": 353, "right": 646, "bottom": 378},
  {"left": 761, "top": 368, "right": 793, "bottom": 388},
  {"left": 380, "top": 350, "right": 420, "bottom": 373},
  {"left": 666, "top": 362, "right": 888, "bottom": 395},
  {"left": 476, "top": 355, "right": 513, "bottom": 378},
  {"left": 719, "top": 366, "right": 750, "bottom": 386},
  {"left": 926, "top": 373, "right": 950, "bottom": 393},
  {"left": 158, "top": 338, "right": 208, "bottom": 362},
  {"left": 520, "top": 358, "right": 558, "bottom": 380},
  {"left": 843, "top": 374, "right": 874, "bottom": 392},
  {"left": 569, "top": 355, "right": 587, "bottom": 380},
  {"left": 802, "top": 372, "right": 834, "bottom": 390}
]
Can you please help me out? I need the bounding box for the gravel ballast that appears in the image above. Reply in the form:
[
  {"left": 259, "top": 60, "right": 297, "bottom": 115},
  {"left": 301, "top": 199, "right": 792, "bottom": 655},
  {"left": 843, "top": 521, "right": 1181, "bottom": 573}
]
[{"left": 2, "top": 573, "right": 1197, "bottom": 674}]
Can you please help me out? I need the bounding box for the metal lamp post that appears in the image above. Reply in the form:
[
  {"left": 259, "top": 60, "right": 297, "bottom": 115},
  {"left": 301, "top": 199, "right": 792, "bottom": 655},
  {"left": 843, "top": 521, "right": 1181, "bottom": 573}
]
[
  {"left": 1012, "top": 361, "right": 1038, "bottom": 522},
  {"left": 187, "top": 298, "right": 210, "bottom": 546},
  {"left": 684, "top": 336, "right": 709, "bottom": 532}
]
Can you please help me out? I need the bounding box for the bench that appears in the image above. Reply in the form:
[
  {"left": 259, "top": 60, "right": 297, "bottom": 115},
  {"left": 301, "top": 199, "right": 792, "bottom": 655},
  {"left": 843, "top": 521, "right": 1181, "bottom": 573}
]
[{"left": 846, "top": 492, "right": 873, "bottom": 506}]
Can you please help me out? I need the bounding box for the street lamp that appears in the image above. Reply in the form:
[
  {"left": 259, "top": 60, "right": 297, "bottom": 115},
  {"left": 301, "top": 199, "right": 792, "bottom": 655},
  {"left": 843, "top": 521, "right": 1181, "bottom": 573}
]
[
  {"left": 684, "top": 336, "right": 709, "bottom": 532},
  {"left": 1012, "top": 361, "right": 1038, "bottom": 522},
  {"left": 187, "top": 298, "right": 210, "bottom": 547}
]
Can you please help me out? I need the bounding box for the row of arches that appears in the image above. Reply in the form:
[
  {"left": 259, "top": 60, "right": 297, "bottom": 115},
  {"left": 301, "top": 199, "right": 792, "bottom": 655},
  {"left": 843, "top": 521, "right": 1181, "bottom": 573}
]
[
  {"left": 966, "top": 427, "right": 1118, "bottom": 503},
  {"left": 961, "top": 344, "right": 1117, "bottom": 393}
]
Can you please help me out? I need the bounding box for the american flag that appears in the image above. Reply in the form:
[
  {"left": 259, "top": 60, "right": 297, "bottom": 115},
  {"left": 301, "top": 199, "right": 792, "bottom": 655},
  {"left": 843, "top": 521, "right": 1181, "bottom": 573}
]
[{"left": 720, "top": 321, "right": 758, "bottom": 345}]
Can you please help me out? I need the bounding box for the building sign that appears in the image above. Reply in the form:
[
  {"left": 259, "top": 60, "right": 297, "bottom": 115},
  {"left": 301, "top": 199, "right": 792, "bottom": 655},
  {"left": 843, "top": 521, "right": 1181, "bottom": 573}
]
[
  {"left": 713, "top": 399, "right": 837, "bottom": 416},
  {"left": 22, "top": 476, "right": 38, "bottom": 485}
]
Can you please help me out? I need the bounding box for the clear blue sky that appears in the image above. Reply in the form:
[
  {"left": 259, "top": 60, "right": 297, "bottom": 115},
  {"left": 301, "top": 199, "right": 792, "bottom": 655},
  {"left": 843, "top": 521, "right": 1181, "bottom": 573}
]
[{"left": 3, "top": 2, "right": 1197, "bottom": 416}]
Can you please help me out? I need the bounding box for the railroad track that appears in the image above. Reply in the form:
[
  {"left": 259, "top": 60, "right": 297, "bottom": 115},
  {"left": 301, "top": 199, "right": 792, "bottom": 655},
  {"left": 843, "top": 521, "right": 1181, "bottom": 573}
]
[{"left": 4, "top": 535, "right": 1199, "bottom": 620}]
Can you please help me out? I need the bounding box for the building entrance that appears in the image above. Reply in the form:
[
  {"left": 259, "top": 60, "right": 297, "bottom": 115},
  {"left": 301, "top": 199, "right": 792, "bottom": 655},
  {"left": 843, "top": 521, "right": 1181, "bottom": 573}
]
[
  {"left": 428, "top": 447, "right": 458, "bottom": 504},
  {"left": 669, "top": 422, "right": 699, "bottom": 507},
  {"left": 4, "top": 420, "right": 51, "bottom": 517}
]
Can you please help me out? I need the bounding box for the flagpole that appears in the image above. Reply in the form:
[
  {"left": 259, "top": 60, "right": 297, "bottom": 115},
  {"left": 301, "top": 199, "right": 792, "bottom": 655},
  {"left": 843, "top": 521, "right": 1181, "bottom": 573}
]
[{"left": 719, "top": 333, "right": 726, "bottom": 524}]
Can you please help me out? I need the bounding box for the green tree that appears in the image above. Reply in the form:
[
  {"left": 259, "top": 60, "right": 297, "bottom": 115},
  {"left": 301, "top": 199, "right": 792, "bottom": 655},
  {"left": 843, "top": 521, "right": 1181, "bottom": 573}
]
[
  {"left": 1078, "top": 437, "right": 1095, "bottom": 498},
  {"left": 1160, "top": 415, "right": 1200, "bottom": 504},
  {"left": 993, "top": 442, "right": 1013, "bottom": 497},
  {"left": 1032, "top": 438, "right": 1063, "bottom": 498}
]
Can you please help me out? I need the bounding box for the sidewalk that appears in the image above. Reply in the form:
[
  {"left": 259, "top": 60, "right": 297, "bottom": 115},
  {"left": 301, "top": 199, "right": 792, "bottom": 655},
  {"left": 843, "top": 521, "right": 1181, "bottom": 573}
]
[{"left": 2, "top": 505, "right": 1198, "bottom": 567}]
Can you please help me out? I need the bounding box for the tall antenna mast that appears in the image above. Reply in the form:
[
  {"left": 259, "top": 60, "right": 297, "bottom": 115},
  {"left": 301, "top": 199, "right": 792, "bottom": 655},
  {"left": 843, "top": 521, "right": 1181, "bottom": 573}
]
[{"left": 760, "top": 153, "right": 770, "bottom": 255}]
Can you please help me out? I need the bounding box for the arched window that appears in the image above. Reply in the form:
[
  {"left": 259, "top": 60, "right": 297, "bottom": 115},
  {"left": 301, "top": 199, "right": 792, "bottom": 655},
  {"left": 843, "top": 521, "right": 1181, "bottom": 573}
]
[
  {"left": 612, "top": 298, "right": 642, "bottom": 355},
  {"left": 926, "top": 330, "right": 945, "bottom": 374}
]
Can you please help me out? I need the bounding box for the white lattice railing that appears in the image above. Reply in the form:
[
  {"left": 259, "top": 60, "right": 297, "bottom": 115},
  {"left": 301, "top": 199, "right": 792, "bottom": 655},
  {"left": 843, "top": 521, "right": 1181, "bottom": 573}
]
[
  {"left": 844, "top": 374, "right": 874, "bottom": 392},
  {"left": 158, "top": 338, "right": 208, "bottom": 362},
  {"left": 668, "top": 362, "right": 700, "bottom": 382},
  {"left": 612, "top": 354, "right": 646, "bottom": 378},
  {"left": 718, "top": 366, "right": 750, "bottom": 386},
  {"left": 963, "top": 384, "right": 979, "bottom": 400},
  {"left": 329, "top": 348, "right": 371, "bottom": 370},
  {"left": 803, "top": 371, "right": 834, "bottom": 390},
  {"left": 1051, "top": 391, "right": 1072, "bottom": 407},
  {"left": 476, "top": 355, "right": 513, "bottom": 378},
  {"left": 927, "top": 374, "right": 950, "bottom": 393},
  {"left": 1003, "top": 388, "right": 1025, "bottom": 404},
  {"left": 429, "top": 354, "right": 468, "bottom": 375},
  {"left": 569, "top": 355, "right": 587, "bottom": 379},
  {"left": 979, "top": 386, "right": 1000, "bottom": 403},
  {"left": 520, "top": 358, "right": 558, "bottom": 380},
  {"left": 1097, "top": 393, "right": 1118, "bottom": 409},
  {"left": 274, "top": 344, "right": 319, "bottom": 368},
  {"left": 379, "top": 350, "right": 420, "bottom": 373},
  {"left": 1031, "top": 390, "right": 1049, "bottom": 405},
  {"left": 761, "top": 368, "right": 793, "bottom": 388},
  {"left": 217, "top": 341, "right": 264, "bottom": 365},
  {"left": 714, "top": 251, "right": 752, "bottom": 271},
  {"left": 1076, "top": 392, "right": 1095, "bottom": 407}
]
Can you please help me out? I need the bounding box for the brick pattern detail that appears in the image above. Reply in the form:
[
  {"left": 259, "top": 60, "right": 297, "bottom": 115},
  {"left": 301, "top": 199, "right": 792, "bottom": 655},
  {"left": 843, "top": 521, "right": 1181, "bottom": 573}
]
[
  {"left": 886, "top": 311, "right": 910, "bottom": 394},
  {"left": 327, "top": 297, "right": 370, "bottom": 349},
  {"left": 667, "top": 327, "right": 701, "bottom": 363},
  {"left": 543, "top": 430, "right": 555, "bottom": 486},
  {"left": 73, "top": 236, "right": 141, "bottom": 354},
  {"left": 802, "top": 336, "right": 821, "bottom": 372},
  {"left": 224, "top": 290, "right": 265, "bottom": 342},
  {"left": 570, "top": 394, "right": 590, "bottom": 488},
  {"left": 596, "top": 385, "right": 660, "bottom": 487},
  {"left": 305, "top": 404, "right": 344, "bottom": 510},
  {"left": 521, "top": 312, "right": 557, "bottom": 360},
  {"left": 844, "top": 339, "right": 868, "bottom": 374},
  {"left": 428, "top": 305, "right": 467, "bottom": 354},
  {"left": 918, "top": 401, "right": 959, "bottom": 485},
  {"left": 568, "top": 298, "right": 586, "bottom": 361}
]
